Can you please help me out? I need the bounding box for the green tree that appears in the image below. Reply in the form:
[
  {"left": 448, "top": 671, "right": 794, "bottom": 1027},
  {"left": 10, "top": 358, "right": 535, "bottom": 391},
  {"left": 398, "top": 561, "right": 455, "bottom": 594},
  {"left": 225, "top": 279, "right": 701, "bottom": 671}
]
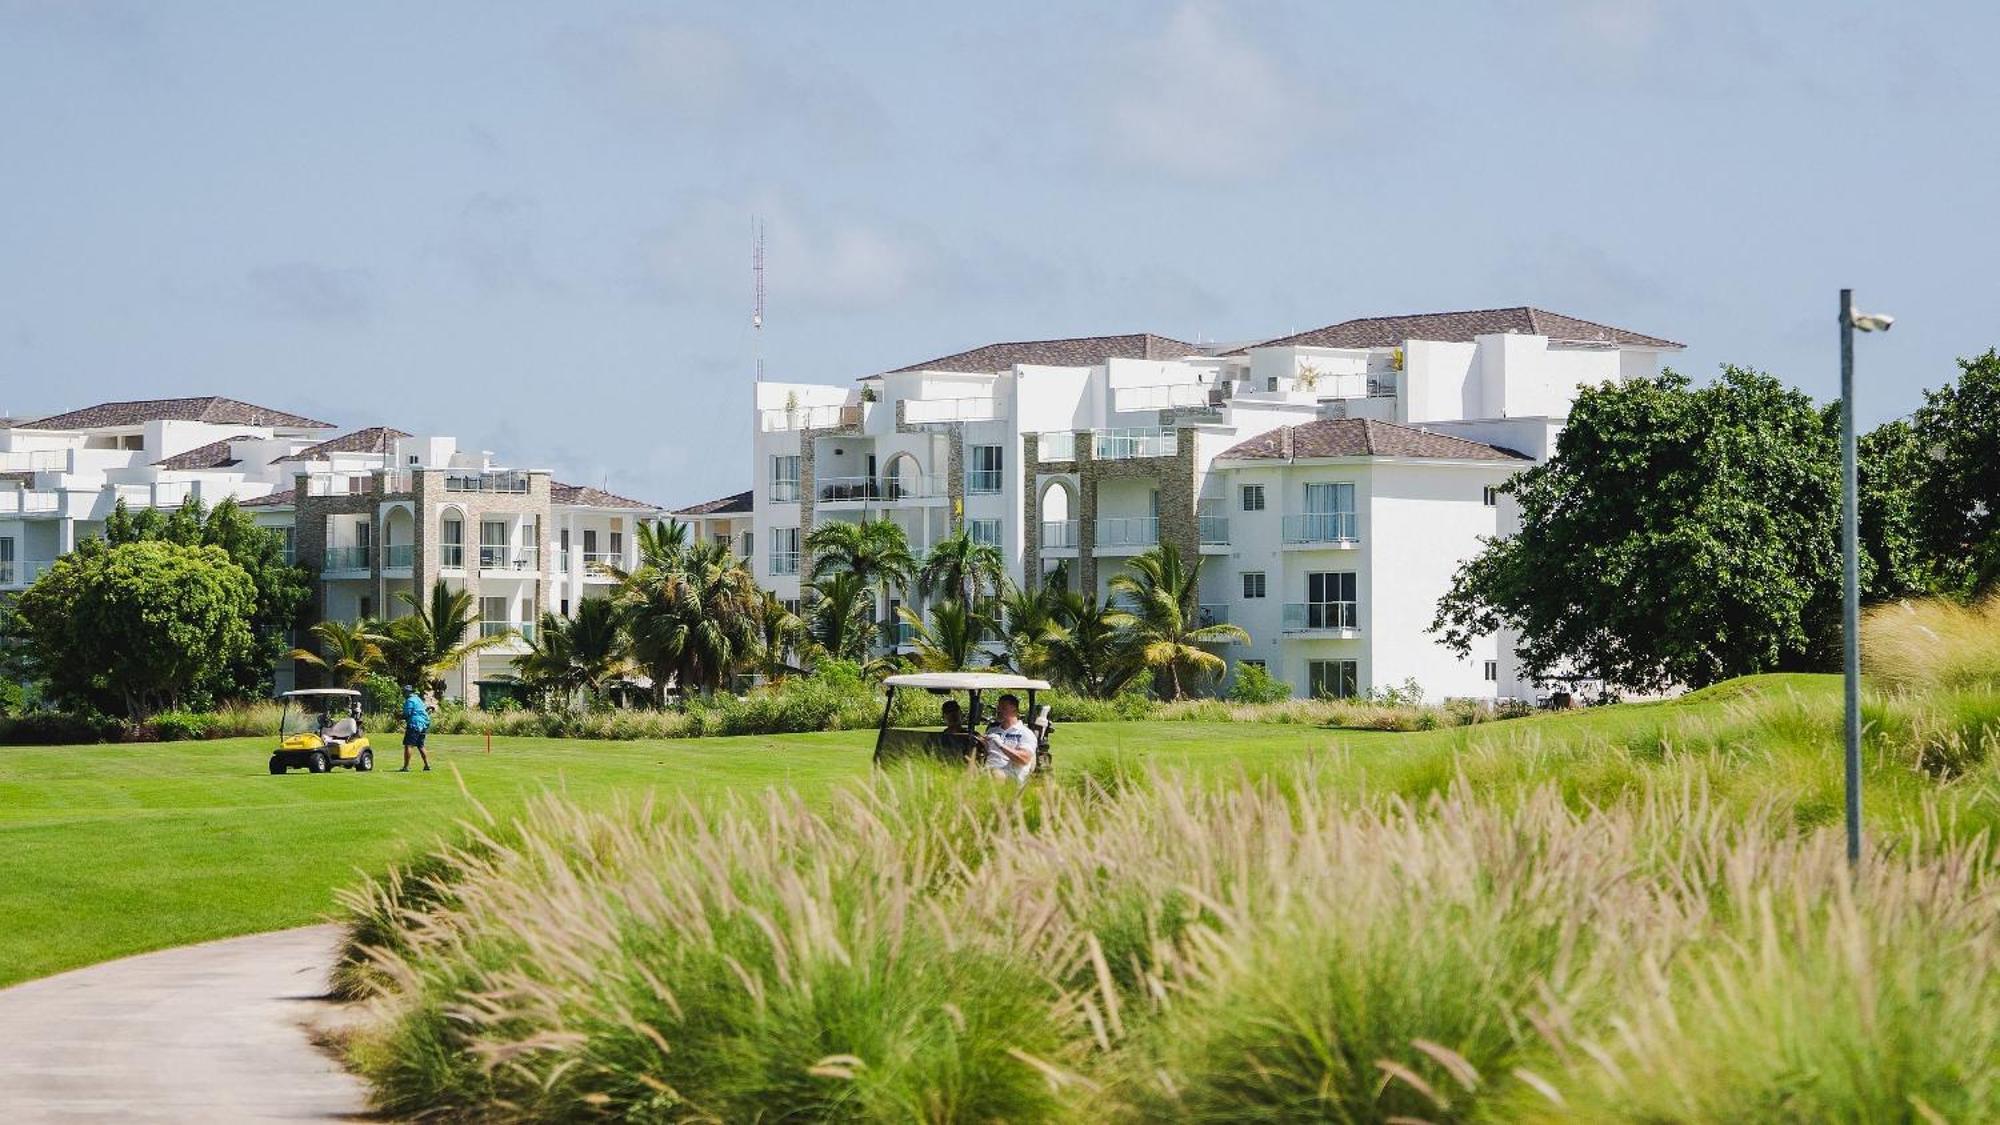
[
  {"left": 751, "top": 590, "right": 809, "bottom": 682},
  {"left": 10, "top": 540, "right": 258, "bottom": 719},
  {"left": 917, "top": 528, "right": 1006, "bottom": 608},
  {"left": 1044, "top": 590, "right": 1142, "bottom": 699},
  {"left": 807, "top": 571, "right": 878, "bottom": 661},
  {"left": 103, "top": 497, "right": 311, "bottom": 698},
  {"left": 1108, "top": 542, "right": 1248, "bottom": 700},
  {"left": 1857, "top": 418, "right": 1938, "bottom": 599},
  {"left": 288, "top": 619, "right": 386, "bottom": 688},
  {"left": 805, "top": 518, "right": 915, "bottom": 614},
  {"left": 1913, "top": 349, "right": 2000, "bottom": 596},
  {"left": 995, "top": 580, "right": 1065, "bottom": 679},
  {"left": 896, "top": 599, "right": 990, "bottom": 672},
  {"left": 379, "top": 580, "right": 512, "bottom": 696},
  {"left": 610, "top": 535, "right": 763, "bottom": 702},
  {"left": 1432, "top": 368, "right": 1846, "bottom": 692},
  {"left": 516, "top": 597, "right": 630, "bottom": 708}
]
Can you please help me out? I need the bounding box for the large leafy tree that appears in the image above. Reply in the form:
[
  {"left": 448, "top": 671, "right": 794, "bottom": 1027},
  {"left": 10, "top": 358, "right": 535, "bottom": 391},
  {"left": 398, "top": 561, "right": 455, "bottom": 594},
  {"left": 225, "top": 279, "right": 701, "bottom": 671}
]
[
  {"left": 897, "top": 599, "right": 990, "bottom": 672},
  {"left": 1433, "top": 368, "right": 1848, "bottom": 692},
  {"left": 917, "top": 528, "right": 1006, "bottom": 608},
  {"left": 10, "top": 540, "right": 259, "bottom": 718},
  {"left": 288, "top": 619, "right": 386, "bottom": 688},
  {"left": 379, "top": 580, "right": 512, "bottom": 696},
  {"left": 1912, "top": 349, "right": 2000, "bottom": 596},
  {"left": 1109, "top": 542, "right": 1248, "bottom": 700},
  {"left": 103, "top": 497, "right": 311, "bottom": 697},
  {"left": 517, "top": 597, "right": 630, "bottom": 707},
  {"left": 1857, "top": 418, "right": 1938, "bottom": 600}
]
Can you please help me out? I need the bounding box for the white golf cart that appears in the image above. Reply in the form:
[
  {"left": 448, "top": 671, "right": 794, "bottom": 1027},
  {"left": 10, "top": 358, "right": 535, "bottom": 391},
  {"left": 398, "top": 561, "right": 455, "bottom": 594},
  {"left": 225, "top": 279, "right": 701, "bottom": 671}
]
[{"left": 874, "top": 672, "right": 1054, "bottom": 775}]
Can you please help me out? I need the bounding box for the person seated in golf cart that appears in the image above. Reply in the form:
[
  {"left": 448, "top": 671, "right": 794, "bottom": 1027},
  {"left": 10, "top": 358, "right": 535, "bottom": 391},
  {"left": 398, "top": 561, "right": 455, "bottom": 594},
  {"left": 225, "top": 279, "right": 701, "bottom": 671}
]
[
  {"left": 938, "top": 700, "right": 981, "bottom": 759},
  {"left": 873, "top": 673, "right": 1053, "bottom": 775},
  {"left": 981, "top": 693, "right": 1039, "bottom": 783}
]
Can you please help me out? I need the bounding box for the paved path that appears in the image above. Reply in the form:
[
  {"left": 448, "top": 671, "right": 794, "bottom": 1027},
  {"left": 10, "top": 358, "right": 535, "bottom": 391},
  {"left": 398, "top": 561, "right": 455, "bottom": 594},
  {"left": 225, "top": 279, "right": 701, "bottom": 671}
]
[{"left": 0, "top": 925, "right": 371, "bottom": 1122}]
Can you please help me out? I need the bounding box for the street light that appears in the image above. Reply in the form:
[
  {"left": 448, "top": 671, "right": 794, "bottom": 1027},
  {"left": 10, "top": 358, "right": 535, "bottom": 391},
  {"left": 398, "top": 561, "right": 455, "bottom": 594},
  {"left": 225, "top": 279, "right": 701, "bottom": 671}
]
[{"left": 1839, "top": 288, "right": 1893, "bottom": 868}]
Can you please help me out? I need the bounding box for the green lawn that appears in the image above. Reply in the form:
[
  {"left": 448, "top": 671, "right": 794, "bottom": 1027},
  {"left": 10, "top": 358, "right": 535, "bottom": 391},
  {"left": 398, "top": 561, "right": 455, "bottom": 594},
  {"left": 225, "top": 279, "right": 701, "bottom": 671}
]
[{"left": 5, "top": 671, "right": 1939, "bottom": 989}]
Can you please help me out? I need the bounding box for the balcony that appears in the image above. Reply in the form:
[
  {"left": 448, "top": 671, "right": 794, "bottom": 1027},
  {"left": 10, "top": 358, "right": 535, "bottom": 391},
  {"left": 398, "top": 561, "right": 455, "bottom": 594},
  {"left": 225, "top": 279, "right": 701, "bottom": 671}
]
[
  {"left": 480, "top": 545, "right": 541, "bottom": 573},
  {"left": 114, "top": 481, "right": 194, "bottom": 509},
  {"left": 381, "top": 469, "right": 414, "bottom": 494},
  {"left": 758, "top": 404, "right": 862, "bottom": 432},
  {"left": 904, "top": 397, "right": 1000, "bottom": 426},
  {"left": 0, "top": 450, "right": 69, "bottom": 472},
  {"left": 1281, "top": 601, "right": 1362, "bottom": 636},
  {"left": 323, "top": 545, "right": 371, "bottom": 573},
  {"left": 0, "top": 559, "right": 54, "bottom": 588},
  {"left": 581, "top": 550, "right": 622, "bottom": 578},
  {"left": 1096, "top": 516, "right": 1159, "bottom": 551},
  {"left": 445, "top": 471, "right": 529, "bottom": 494},
  {"left": 1196, "top": 604, "right": 1232, "bottom": 628},
  {"left": 1041, "top": 519, "right": 1079, "bottom": 550},
  {"left": 1199, "top": 515, "right": 1230, "bottom": 546},
  {"left": 384, "top": 544, "right": 414, "bottom": 569},
  {"left": 817, "top": 474, "right": 942, "bottom": 505},
  {"left": 1113, "top": 383, "right": 1210, "bottom": 413},
  {"left": 303, "top": 474, "right": 373, "bottom": 497},
  {"left": 440, "top": 544, "right": 465, "bottom": 570},
  {"left": 0, "top": 490, "right": 59, "bottom": 515},
  {"left": 1092, "top": 428, "right": 1177, "bottom": 460},
  {"left": 479, "top": 620, "right": 536, "bottom": 644},
  {"left": 1282, "top": 513, "right": 1361, "bottom": 546},
  {"left": 1037, "top": 431, "right": 1077, "bottom": 462}
]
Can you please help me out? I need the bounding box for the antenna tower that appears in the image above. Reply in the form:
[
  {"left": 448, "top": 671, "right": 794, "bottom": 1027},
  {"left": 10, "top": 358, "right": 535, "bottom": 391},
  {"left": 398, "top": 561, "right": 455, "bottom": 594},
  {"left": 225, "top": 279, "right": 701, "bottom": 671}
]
[{"left": 751, "top": 217, "right": 767, "bottom": 382}]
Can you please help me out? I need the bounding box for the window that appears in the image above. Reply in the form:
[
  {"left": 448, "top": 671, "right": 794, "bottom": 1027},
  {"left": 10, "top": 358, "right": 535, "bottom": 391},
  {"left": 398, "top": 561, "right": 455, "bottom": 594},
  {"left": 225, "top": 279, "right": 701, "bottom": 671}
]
[
  {"left": 1242, "top": 571, "right": 1266, "bottom": 599},
  {"left": 782, "top": 598, "right": 802, "bottom": 617},
  {"left": 480, "top": 520, "right": 507, "bottom": 568},
  {"left": 771, "top": 455, "right": 801, "bottom": 502},
  {"left": 481, "top": 596, "right": 509, "bottom": 636},
  {"left": 358, "top": 596, "right": 372, "bottom": 621},
  {"left": 771, "top": 527, "right": 800, "bottom": 575},
  {"left": 440, "top": 516, "right": 464, "bottom": 568},
  {"left": 1266, "top": 376, "right": 1279, "bottom": 392},
  {"left": 0, "top": 535, "right": 13, "bottom": 585},
  {"left": 1305, "top": 571, "right": 1358, "bottom": 629},
  {"left": 969, "top": 518, "right": 1001, "bottom": 547},
  {"left": 1241, "top": 484, "right": 1265, "bottom": 512},
  {"left": 1483, "top": 659, "right": 1499, "bottom": 682},
  {"left": 408, "top": 453, "right": 420, "bottom": 465},
  {"left": 967, "top": 445, "right": 1003, "bottom": 493},
  {"left": 582, "top": 528, "right": 598, "bottom": 562},
  {"left": 355, "top": 521, "right": 371, "bottom": 551},
  {"left": 610, "top": 530, "right": 624, "bottom": 562},
  {"left": 740, "top": 530, "right": 754, "bottom": 559},
  {"left": 560, "top": 599, "right": 570, "bottom": 617},
  {"left": 1302, "top": 481, "right": 1357, "bottom": 541},
  {"left": 1308, "top": 659, "right": 1360, "bottom": 700},
  {"left": 1482, "top": 485, "right": 1500, "bottom": 507},
  {"left": 279, "top": 527, "right": 294, "bottom": 564}
]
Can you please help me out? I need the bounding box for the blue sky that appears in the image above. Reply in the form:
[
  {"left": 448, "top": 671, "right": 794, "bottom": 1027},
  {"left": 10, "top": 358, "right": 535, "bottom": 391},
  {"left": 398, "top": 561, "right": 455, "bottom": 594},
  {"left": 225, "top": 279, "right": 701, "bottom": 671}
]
[{"left": 1, "top": 1, "right": 1991, "bottom": 507}]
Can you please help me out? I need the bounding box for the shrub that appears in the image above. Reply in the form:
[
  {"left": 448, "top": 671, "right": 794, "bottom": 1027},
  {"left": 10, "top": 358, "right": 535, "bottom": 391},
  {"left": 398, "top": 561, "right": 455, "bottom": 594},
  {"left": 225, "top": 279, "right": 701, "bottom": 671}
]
[
  {"left": 359, "top": 674, "right": 401, "bottom": 719},
  {"left": 1226, "top": 661, "right": 1292, "bottom": 704},
  {"left": 0, "top": 710, "right": 126, "bottom": 745},
  {"left": 150, "top": 710, "right": 214, "bottom": 742}
]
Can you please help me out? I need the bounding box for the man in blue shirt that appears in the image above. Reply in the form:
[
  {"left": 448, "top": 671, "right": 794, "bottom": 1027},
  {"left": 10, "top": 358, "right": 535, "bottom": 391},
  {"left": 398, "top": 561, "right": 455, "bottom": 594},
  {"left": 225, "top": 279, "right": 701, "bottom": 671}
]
[{"left": 399, "top": 685, "right": 433, "bottom": 772}]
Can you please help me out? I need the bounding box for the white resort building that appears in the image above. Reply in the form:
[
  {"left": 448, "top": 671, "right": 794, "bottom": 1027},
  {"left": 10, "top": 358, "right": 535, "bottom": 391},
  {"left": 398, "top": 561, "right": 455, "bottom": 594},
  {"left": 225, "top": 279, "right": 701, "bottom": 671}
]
[
  {"left": 677, "top": 307, "right": 1682, "bottom": 702},
  {"left": 0, "top": 396, "right": 662, "bottom": 700}
]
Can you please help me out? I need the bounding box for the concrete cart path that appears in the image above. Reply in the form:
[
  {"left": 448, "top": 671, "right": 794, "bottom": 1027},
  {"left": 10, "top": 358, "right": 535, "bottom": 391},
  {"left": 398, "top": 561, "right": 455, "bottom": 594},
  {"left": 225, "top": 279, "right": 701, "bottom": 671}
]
[{"left": 0, "top": 925, "right": 371, "bottom": 1122}]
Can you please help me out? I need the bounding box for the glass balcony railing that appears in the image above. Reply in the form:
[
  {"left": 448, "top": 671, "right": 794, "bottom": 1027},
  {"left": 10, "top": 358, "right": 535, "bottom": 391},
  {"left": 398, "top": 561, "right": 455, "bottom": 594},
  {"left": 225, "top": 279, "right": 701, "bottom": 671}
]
[
  {"left": 1199, "top": 515, "right": 1230, "bottom": 545},
  {"left": 1037, "top": 431, "right": 1077, "bottom": 462},
  {"left": 817, "top": 475, "right": 941, "bottom": 503},
  {"left": 1041, "top": 519, "right": 1079, "bottom": 549},
  {"left": 1096, "top": 517, "right": 1159, "bottom": 549},
  {"left": 1092, "top": 428, "right": 1177, "bottom": 460},
  {"left": 1196, "top": 604, "right": 1231, "bottom": 627},
  {"left": 1281, "top": 601, "right": 1360, "bottom": 633},
  {"left": 439, "top": 544, "right": 465, "bottom": 569},
  {"left": 479, "top": 620, "right": 535, "bottom": 642},
  {"left": 1282, "top": 512, "right": 1360, "bottom": 544},
  {"left": 965, "top": 469, "right": 1002, "bottom": 494},
  {"left": 323, "top": 545, "right": 370, "bottom": 571},
  {"left": 480, "top": 546, "right": 540, "bottom": 571},
  {"left": 771, "top": 553, "right": 800, "bottom": 576},
  {"left": 445, "top": 471, "right": 530, "bottom": 494},
  {"left": 384, "top": 544, "right": 414, "bottom": 569}
]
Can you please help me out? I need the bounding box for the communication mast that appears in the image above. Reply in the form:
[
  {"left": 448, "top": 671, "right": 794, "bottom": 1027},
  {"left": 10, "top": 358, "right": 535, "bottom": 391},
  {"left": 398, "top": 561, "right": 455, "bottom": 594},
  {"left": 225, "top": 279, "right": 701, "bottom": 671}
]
[{"left": 751, "top": 217, "right": 766, "bottom": 382}]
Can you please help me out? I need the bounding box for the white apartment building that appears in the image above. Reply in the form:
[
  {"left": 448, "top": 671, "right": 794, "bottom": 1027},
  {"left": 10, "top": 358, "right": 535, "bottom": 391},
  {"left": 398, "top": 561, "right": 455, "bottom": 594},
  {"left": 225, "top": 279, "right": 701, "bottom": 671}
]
[
  {"left": 0, "top": 396, "right": 662, "bottom": 701},
  {"left": 683, "top": 307, "right": 1681, "bottom": 701}
]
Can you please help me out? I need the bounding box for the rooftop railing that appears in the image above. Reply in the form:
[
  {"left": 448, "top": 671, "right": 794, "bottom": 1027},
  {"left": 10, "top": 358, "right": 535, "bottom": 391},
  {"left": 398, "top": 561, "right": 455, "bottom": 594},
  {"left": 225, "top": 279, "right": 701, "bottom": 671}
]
[
  {"left": 903, "top": 397, "right": 1001, "bottom": 426},
  {"left": 1113, "top": 382, "right": 1210, "bottom": 413},
  {"left": 1282, "top": 512, "right": 1360, "bottom": 544},
  {"left": 1037, "top": 431, "right": 1077, "bottom": 462},
  {"left": 303, "top": 473, "right": 374, "bottom": 497},
  {"left": 758, "top": 404, "right": 858, "bottom": 432},
  {"left": 445, "top": 471, "right": 530, "bottom": 494}
]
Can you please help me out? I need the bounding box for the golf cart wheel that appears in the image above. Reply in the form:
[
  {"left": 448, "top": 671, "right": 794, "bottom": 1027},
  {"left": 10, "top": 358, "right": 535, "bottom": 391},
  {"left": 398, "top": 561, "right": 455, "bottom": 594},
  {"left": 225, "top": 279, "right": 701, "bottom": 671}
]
[
  {"left": 356, "top": 749, "right": 373, "bottom": 772},
  {"left": 268, "top": 757, "right": 285, "bottom": 775},
  {"left": 308, "top": 751, "right": 330, "bottom": 774}
]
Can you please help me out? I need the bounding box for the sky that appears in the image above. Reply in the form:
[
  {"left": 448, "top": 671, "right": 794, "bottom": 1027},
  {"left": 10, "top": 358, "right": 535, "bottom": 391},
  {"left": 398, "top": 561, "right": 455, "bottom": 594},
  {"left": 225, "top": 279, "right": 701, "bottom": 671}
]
[{"left": 2, "top": 0, "right": 1994, "bottom": 508}]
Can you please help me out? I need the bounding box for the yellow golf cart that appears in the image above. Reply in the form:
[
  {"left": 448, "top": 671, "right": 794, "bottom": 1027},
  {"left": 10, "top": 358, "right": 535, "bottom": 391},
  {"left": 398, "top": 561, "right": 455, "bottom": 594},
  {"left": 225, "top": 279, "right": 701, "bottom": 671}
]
[
  {"left": 873, "top": 672, "right": 1053, "bottom": 774},
  {"left": 268, "top": 688, "right": 374, "bottom": 774}
]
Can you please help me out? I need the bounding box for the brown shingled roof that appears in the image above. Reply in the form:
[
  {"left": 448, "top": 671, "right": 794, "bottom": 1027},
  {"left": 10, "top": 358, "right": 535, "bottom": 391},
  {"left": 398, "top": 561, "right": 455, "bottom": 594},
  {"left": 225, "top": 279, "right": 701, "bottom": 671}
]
[
  {"left": 1234, "top": 307, "right": 1682, "bottom": 353},
  {"left": 671, "top": 489, "right": 753, "bottom": 516},
  {"left": 277, "top": 426, "right": 411, "bottom": 464},
  {"left": 240, "top": 487, "right": 294, "bottom": 508},
  {"left": 883, "top": 333, "right": 1199, "bottom": 375},
  {"left": 152, "top": 434, "right": 258, "bottom": 471},
  {"left": 1217, "top": 418, "right": 1530, "bottom": 463},
  {"left": 25, "top": 397, "right": 334, "bottom": 431},
  {"left": 552, "top": 481, "right": 663, "bottom": 510}
]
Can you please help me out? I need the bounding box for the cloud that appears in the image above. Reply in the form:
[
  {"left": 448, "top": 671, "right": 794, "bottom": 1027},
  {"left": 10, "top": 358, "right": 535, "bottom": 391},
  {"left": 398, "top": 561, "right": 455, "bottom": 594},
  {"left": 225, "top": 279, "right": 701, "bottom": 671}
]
[
  {"left": 1097, "top": 2, "right": 1330, "bottom": 179},
  {"left": 246, "top": 262, "right": 374, "bottom": 322},
  {"left": 427, "top": 193, "right": 562, "bottom": 298}
]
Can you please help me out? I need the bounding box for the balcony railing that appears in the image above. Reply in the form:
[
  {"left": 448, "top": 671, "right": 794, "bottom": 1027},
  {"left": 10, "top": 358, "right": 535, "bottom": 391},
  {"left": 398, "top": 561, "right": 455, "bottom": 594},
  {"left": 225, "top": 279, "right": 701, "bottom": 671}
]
[
  {"left": 0, "top": 490, "right": 59, "bottom": 515},
  {"left": 904, "top": 397, "right": 1000, "bottom": 425},
  {"left": 445, "top": 471, "right": 530, "bottom": 494},
  {"left": 1041, "top": 519, "right": 1079, "bottom": 549},
  {"left": 1037, "top": 431, "right": 1077, "bottom": 462},
  {"left": 1196, "top": 604, "right": 1231, "bottom": 628},
  {"left": 1282, "top": 601, "right": 1361, "bottom": 633},
  {"left": 480, "top": 545, "right": 540, "bottom": 571},
  {"left": 1092, "top": 428, "right": 1177, "bottom": 460},
  {"left": 771, "top": 552, "right": 800, "bottom": 576},
  {"left": 323, "top": 545, "right": 371, "bottom": 571},
  {"left": 1199, "top": 515, "right": 1230, "bottom": 545},
  {"left": 1282, "top": 512, "right": 1361, "bottom": 544},
  {"left": 479, "top": 620, "right": 536, "bottom": 642},
  {"left": 817, "top": 475, "right": 943, "bottom": 504},
  {"left": 384, "top": 544, "right": 414, "bottom": 569},
  {"left": 0, "top": 559, "right": 53, "bottom": 588},
  {"left": 0, "top": 450, "right": 69, "bottom": 472},
  {"left": 965, "top": 469, "right": 1002, "bottom": 494},
  {"left": 440, "top": 544, "right": 465, "bottom": 569},
  {"left": 1096, "top": 517, "right": 1159, "bottom": 549},
  {"left": 770, "top": 480, "right": 801, "bottom": 502},
  {"left": 1113, "top": 383, "right": 1210, "bottom": 413},
  {"left": 758, "top": 404, "right": 856, "bottom": 432},
  {"left": 381, "top": 469, "right": 414, "bottom": 493},
  {"left": 303, "top": 474, "right": 373, "bottom": 497}
]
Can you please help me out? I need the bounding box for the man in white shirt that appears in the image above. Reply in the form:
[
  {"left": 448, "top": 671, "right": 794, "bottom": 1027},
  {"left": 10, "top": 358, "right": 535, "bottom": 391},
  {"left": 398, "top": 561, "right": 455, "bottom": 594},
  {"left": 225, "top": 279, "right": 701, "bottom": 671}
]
[{"left": 982, "top": 693, "right": 1039, "bottom": 782}]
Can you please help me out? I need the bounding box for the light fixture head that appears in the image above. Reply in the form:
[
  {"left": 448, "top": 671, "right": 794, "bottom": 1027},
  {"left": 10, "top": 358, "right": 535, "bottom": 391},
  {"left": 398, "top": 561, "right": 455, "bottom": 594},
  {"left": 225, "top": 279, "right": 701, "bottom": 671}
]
[{"left": 1849, "top": 308, "right": 1895, "bottom": 332}]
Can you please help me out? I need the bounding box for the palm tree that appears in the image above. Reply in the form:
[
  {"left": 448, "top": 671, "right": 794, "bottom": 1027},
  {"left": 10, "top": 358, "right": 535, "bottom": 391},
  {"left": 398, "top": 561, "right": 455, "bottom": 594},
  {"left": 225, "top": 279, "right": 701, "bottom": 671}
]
[
  {"left": 805, "top": 518, "right": 916, "bottom": 626},
  {"left": 288, "top": 619, "right": 385, "bottom": 688},
  {"left": 1108, "top": 543, "right": 1249, "bottom": 700},
  {"left": 897, "top": 599, "right": 990, "bottom": 672},
  {"left": 379, "top": 580, "right": 514, "bottom": 696},
  {"left": 612, "top": 535, "right": 763, "bottom": 703},
  {"left": 808, "top": 571, "right": 878, "bottom": 661},
  {"left": 517, "top": 597, "right": 630, "bottom": 707},
  {"left": 752, "top": 590, "right": 809, "bottom": 682},
  {"left": 632, "top": 517, "right": 689, "bottom": 570},
  {"left": 995, "top": 581, "right": 1064, "bottom": 679},
  {"left": 1045, "top": 590, "right": 1142, "bottom": 699},
  {"left": 917, "top": 528, "right": 1006, "bottom": 607}
]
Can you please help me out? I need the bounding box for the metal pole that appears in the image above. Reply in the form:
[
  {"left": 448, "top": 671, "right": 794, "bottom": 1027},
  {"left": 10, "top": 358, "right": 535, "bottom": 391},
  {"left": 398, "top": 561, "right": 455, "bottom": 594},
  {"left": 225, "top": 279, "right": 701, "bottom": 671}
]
[{"left": 1839, "top": 288, "right": 1862, "bottom": 868}]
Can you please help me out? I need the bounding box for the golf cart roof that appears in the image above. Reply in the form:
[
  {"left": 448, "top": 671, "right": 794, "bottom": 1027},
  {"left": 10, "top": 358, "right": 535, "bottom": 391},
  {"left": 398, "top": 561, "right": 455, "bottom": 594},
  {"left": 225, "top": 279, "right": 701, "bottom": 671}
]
[
  {"left": 280, "top": 688, "right": 362, "bottom": 698},
  {"left": 882, "top": 672, "right": 1052, "bottom": 691}
]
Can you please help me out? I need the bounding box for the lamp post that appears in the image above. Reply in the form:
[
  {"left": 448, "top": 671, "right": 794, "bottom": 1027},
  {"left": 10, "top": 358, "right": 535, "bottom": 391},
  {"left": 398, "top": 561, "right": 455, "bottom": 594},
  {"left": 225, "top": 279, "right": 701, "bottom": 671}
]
[{"left": 1839, "top": 288, "right": 1893, "bottom": 868}]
